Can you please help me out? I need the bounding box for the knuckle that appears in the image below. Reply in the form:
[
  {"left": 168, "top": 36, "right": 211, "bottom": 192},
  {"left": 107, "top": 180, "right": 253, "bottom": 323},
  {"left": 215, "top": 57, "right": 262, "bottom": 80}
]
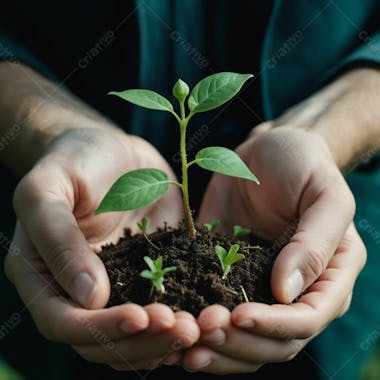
[
  {"left": 303, "top": 246, "right": 328, "bottom": 280},
  {"left": 43, "top": 245, "right": 73, "bottom": 282},
  {"left": 297, "top": 322, "right": 319, "bottom": 339}
]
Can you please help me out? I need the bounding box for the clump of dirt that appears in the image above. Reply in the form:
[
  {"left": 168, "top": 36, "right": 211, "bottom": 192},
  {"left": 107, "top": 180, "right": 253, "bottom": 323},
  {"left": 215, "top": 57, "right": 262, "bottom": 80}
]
[{"left": 99, "top": 224, "right": 278, "bottom": 316}]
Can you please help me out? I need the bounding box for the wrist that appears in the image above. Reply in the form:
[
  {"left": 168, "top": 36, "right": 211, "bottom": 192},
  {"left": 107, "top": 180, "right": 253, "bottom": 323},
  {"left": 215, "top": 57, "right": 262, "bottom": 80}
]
[
  {"left": 0, "top": 62, "right": 114, "bottom": 174},
  {"left": 274, "top": 67, "right": 380, "bottom": 172}
]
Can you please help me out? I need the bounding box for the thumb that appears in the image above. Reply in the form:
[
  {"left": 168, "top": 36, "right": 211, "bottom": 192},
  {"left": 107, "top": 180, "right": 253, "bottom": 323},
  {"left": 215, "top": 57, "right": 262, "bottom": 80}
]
[
  {"left": 14, "top": 184, "right": 110, "bottom": 309},
  {"left": 271, "top": 186, "right": 355, "bottom": 304}
]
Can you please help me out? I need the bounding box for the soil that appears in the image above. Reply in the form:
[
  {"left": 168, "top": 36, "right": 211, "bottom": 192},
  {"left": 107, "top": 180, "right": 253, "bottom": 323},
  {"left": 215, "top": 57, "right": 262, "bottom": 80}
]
[{"left": 99, "top": 223, "right": 280, "bottom": 317}]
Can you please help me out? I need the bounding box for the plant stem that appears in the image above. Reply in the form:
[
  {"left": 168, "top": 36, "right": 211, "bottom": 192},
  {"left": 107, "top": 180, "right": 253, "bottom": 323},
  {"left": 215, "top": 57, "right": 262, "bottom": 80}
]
[
  {"left": 178, "top": 102, "right": 196, "bottom": 236},
  {"left": 180, "top": 100, "right": 186, "bottom": 120},
  {"left": 144, "top": 233, "right": 161, "bottom": 250}
]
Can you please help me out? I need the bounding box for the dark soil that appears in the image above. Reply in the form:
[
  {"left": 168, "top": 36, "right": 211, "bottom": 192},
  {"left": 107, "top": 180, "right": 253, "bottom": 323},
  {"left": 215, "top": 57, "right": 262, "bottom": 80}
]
[{"left": 99, "top": 223, "right": 280, "bottom": 316}]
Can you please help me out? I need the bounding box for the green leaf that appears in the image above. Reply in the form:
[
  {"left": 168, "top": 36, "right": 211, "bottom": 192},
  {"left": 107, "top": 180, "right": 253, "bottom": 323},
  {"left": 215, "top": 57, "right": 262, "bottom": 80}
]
[
  {"left": 216, "top": 254, "right": 226, "bottom": 273},
  {"left": 140, "top": 270, "right": 156, "bottom": 280},
  {"left": 152, "top": 277, "right": 164, "bottom": 291},
  {"left": 215, "top": 245, "right": 227, "bottom": 271},
  {"left": 215, "top": 245, "right": 227, "bottom": 259},
  {"left": 225, "top": 244, "right": 244, "bottom": 266},
  {"left": 203, "top": 220, "right": 220, "bottom": 232},
  {"left": 226, "top": 244, "right": 240, "bottom": 262},
  {"left": 188, "top": 72, "right": 253, "bottom": 113},
  {"left": 144, "top": 256, "right": 157, "bottom": 272},
  {"left": 96, "top": 168, "right": 171, "bottom": 213},
  {"left": 155, "top": 256, "right": 163, "bottom": 271},
  {"left": 228, "top": 253, "right": 245, "bottom": 266},
  {"left": 109, "top": 89, "right": 173, "bottom": 112},
  {"left": 195, "top": 147, "right": 259, "bottom": 183},
  {"left": 137, "top": 217, "right": 148, "bottom": 233},
  {"left": 223, "top": 265, "right": 232, "bottom": 278},
  {"left": 162, "top": 266, "right": 177, "bottom": 274},
  {"left": 233, "top": 225, "right": 252, "bottom": 237}
]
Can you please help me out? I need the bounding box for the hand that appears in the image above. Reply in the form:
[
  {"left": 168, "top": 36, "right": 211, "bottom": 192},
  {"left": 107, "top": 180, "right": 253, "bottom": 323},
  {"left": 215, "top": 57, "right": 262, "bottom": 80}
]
[
  {"left": 5, "top": 128, "right": 200, "bottom": 369},
  {"left": 187, "top": 126, "right": 366, "bottom": 373},
  {"left": 182, "top": 223, "right": 365, "bottom": 373}
]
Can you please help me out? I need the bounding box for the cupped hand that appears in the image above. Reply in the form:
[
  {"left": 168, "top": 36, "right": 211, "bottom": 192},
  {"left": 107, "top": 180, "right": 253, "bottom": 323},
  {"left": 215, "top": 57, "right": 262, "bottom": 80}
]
[
  {"left": 5, "top": 127, "right": 200, "bottom": 369},
  {"left": 182, "top": 223, "right": 365, "bottom": 373},
  {"left": 192, "top": 125, "right": 366, "bottom": 373}
]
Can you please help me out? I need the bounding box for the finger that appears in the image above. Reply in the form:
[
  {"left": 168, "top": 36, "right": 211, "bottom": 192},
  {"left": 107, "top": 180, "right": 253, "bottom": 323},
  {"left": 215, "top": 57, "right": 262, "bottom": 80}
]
[
  {"left": 5, "top": 229, "right": 149, "bottom": 344},
  {"left": 198, "top": 306, "right": 307, "bottom": 363},
  {"left": 175, "top": 310, "right": 197, "bottom": 321},
  {"left": 74, "top": 315, "right": 200, "bottom": 364},
  {"left": 183, "top": 346, "right": 261, "bottom": 374},
  {"left": 248, "top": 121, "right": 274, "bottom": 138},
  {"left": 144, "top": 303, "right": 176, "bottom": 331},
  {"left": 14, "top": 171, "right": 110, "bottom": 309},
  {"left": 202, "top": 324, "right": 307, "bottom": 363},
  {"left": 271, "top": 177, "right": 355, "bottom": 303},
  {"left": 197, "top": 305, "right": 231, "bottom": 346},
  {"left": 162, "top": 351, "right": 182, "bottom": 365},
  {"left": 232, "top": 225, "right": 366, "bottom": 339},
  {"left": 198, "top": 304, "right": 231, "bottom": 331}
]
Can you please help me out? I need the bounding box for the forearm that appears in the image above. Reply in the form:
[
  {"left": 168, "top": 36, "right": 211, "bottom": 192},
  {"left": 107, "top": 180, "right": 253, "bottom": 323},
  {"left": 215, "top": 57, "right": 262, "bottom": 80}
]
[
  {"left": 275, "top": 67, "right": 380, "bottom": 172},
  {"left": 0, "top": 62, "right": 115, "bottom": 175}
]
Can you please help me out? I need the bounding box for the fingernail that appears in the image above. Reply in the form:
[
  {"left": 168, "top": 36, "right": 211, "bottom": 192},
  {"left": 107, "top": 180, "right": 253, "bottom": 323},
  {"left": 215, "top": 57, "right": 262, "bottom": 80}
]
[
  {"left": 286, "top": 269, "right": 304, "bottom": 303},
  {"left": 119, "top": 320, "right": 135, "bottom": 334},
  {"left": 236, "top": 319, "right": 254, "bottom": 328},
  {"left": 202, "top": 328, "right": 226, "bottom": 346},
  {"left": 72, "top": 272, "right": 95, "bottom": 308}
]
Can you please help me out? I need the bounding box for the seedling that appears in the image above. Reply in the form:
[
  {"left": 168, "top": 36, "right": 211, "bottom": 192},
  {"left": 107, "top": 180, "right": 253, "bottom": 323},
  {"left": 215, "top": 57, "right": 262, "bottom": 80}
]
[
  {"left": 203, "top": 220, "right": 220, "bottom": 232},
  {"left": 140, "top": 256, "right": 176, "bottom": 293},
  {"left": 137, "top": 217, "right": 160, "bottom": 250},
  {"left": 96, "top": 72, "right": 259, "bottom": 237},
  {"left": 215, "top": 244, "right": 245, "bottom": 279},
  {"left": 233, "top": 225, "right": 252, "bottom": 238}
]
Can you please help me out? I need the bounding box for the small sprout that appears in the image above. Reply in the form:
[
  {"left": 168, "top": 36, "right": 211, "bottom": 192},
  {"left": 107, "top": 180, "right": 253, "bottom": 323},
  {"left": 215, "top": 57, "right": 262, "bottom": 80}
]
[
  {"left": 203, "top": 220, "right": 220, "bottom": 232},
  {"left": 140, "top": 256, "right": 177, "bottom": 293},
  {"left": 233, "top": 225, "right": 252, "bottom": 238},
  {"left": 137, "top": 217, "right": 160, "bottom": 250},
  {"left": 97, "top": 72, "right": 258, "bottom": 238},
  {"left": 137, "top": 216, "right": 148, "bottom": 232},
  {"left": 215, "top": 244, "right": 245, "bottom": 279}
]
